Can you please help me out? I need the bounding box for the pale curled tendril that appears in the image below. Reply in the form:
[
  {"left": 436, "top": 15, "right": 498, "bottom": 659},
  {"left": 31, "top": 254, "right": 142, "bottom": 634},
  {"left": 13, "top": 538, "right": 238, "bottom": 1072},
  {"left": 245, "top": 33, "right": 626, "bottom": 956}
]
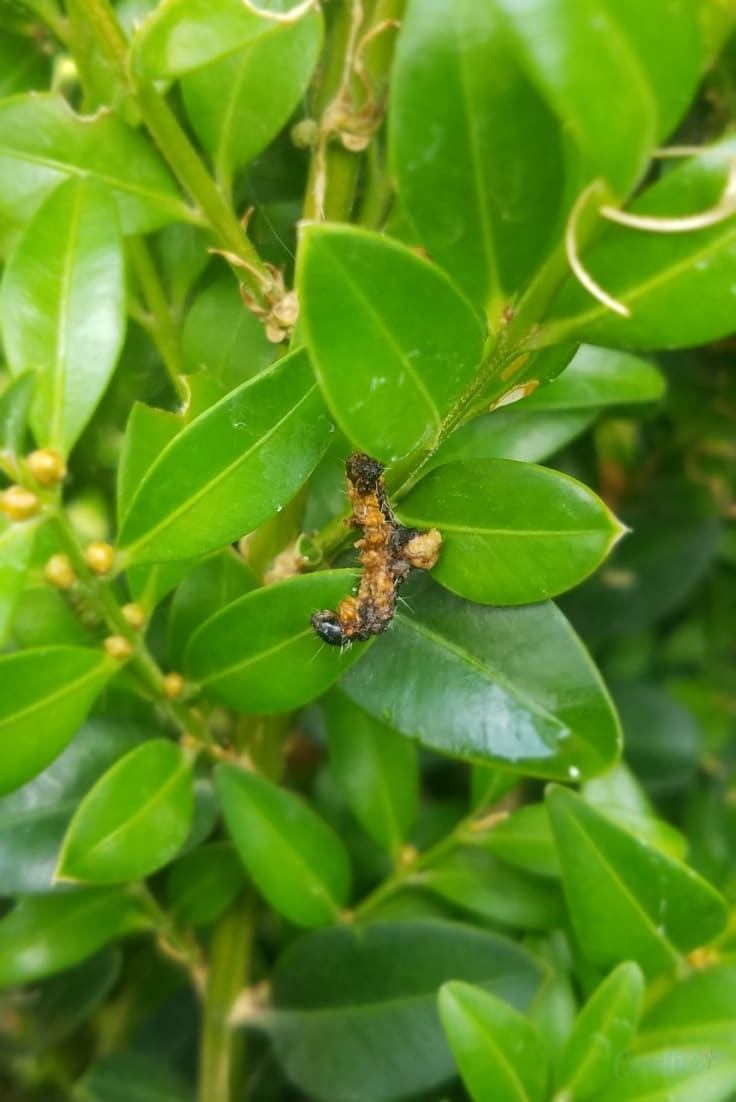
[{"left": 240, "top": 0, "right": 319, "bottom": 23}]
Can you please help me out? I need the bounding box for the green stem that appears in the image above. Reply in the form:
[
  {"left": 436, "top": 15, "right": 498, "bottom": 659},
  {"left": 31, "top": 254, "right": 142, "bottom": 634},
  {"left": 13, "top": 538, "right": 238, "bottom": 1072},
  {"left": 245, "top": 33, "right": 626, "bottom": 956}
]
[
  {"left": 126, "top": 237, "right": 187, "bottom": 401},
  {"left": 198, "top": 894, "right": 255, "bottom": 1102}
]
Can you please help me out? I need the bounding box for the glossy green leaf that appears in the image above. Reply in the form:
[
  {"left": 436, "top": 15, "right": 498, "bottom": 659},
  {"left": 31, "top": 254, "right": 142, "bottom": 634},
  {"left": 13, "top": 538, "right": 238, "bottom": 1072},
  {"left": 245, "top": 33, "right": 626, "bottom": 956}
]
[
  {"left": 118, "top": 350, "right": 330, "bottom": 564},
  {"left": 546, "top": 785, "right": 728, "bottom": 978},
  {"left": 0, "top": 717, "right": 156, "bottom": 894},
  {"left": 0, "top": 647, "right": 113, "bottom": 796},
  {"left": 420, "top": 848, "right": 565, "bottom": 930},
  {"left": 0, "top": 93, "right": 187, "bottom": 240},
  {"left": 181, "top": 276, "right": 275, "bottom": 388},
  {"left": 298, "top": 224, "right": 484, "bottom": 463},
  {"left": 186, "top": 571, "right": 366, "bottom": 713},
  {"left": 165, "top": 841, "right": 245, "bottom": 927},
  {"left": 0, "top": 370, "right": 35, "bottom": 455},
  {"left": 0, "top": 889, "right": 149, "bottom": 986},
  {"left": 430, "top": 407, "right": 596, "bottom": 466},
  {"left": 556, "top": 962, "right": 644, "bottom": 1100},
  {"left": 639, "top": 962, "right": 736, "bottom": 1050},
  {"left": 1, "top": 177, "right": 125, "bottom": 455},
  {"left": 340, "top": 575, "right": 621, "bottom": 781},
  {"left": 541, "top": 139, "right": 736, "bottom": 349},
  {"left": 76, "top": 1051, "right": 193, "bottom": 1102},
  {"left": 265, "top": 920, "right": 544, "bottom": 1102},
  {"left": 182, "top": 11, "right": 322, "bottom": 184},
  {"left": 167, "top": 549, "right": 257, "bottom": 669},
  {"left": 525, "top": 345, "right": 666, "bottom": 411},
  {"left": 390, "top": 0, "right": 564, "bottom": 311},
  {"left": 216, "top": 763, "right": 351, "bottom": 927},
  {"left": 323, "top": 689, "right": 418, "bottom": 855},
  {"left": 439, "top": 980, "right": 547, "bottom": 1102},
  {"left": 0, "top": 516, "right": 38, "bottom": 644},
  {"left": 596, "top": 1048, "right": 736, "bottom": 1102},
  {"left": 132, "top": 0, "right": 288, "bottom": 78},
  {"left": 482, "top": 803, "right": 560, "bottom": 879},
  {"left": 399, "top": 459, "right": 624, "bottom": 604},
  {"left": 57, "top": 740, "right": 194, "bottom": 884}
]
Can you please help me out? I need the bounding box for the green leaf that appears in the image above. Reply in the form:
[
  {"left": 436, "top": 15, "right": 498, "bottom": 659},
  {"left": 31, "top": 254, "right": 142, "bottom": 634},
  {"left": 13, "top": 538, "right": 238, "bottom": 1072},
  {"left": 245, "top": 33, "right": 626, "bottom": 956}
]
[
  {"left": 29, "top": 947, "right": 121, "bottom": 1051},
  {"left": 0, "top": 647, "right": 113, "bottom": 795},
  {"left": 57, "top": 740, "right": 194, "bottom": 884},
  {"left": 0, "top": 30, "right": 50, "bottom": 98},
  {"left": 165, "top": 841, "right": 245, "bottom": 927},
  {"left": 0, "top": 889, "right": 149, "bottom": 987},
  {"left": 323, "top": 689, "right": 418, "bottom": 855},
  {"left": 167, "top": 549, "right": 257, "bottom": 669},
  {"left": 482, "top": 803, "right": 560, "bottom": 879},
  {"left": 421, "top": 848, "right": 565, "bottom": 931},
  {"left": 340, "top": 575, "right": 621, "bottom": 781},
  {"left": 546, "top": 785, "right": 728, "bottom": 978},
  {"left": 265, "top": 920, "right": 544, "bottom": 1102},
  {"left": 541, "top": 139, "right": 736, "bottom": 349},
  {"left": 0, "top": 371, "right": 35, "bottom": 455},
  {"left": 639, "top": 962, "right": 736, "bottom": 1050},
  {"left": 216, "top": 763, "right": 351, "bottom": 927},
  {"left": 186, "top": 571, "right": 366, "bottom": 714},
  {"left": 596, "top": 1048, "right": 736, "bottom": 1102},
  {"left": 399, "top": 459, "right": 624, "bottom": 604},
  {"left": 181, "top": 11, "right": 322, "bottom": 185},
  {"left": 390, "top": 0, "right": 564, "bottom": 312},
  {"left": 612, "top": 681, "right": 701, "bottom": 798},
  {"left": 132, "top": 0, "right": 286, "bottom": 78},
  {"left": 556, "top": 962, "right": 645, "bottom": 1100},
  {"left": 1, "top": 177, "right": 125, "bottom": 455},
  {"left": 439, "top": 980, "right": 547, "bottom": 1102},
  {"left": 0, "top": 716, "right": 157, "bottom": 894},
  {"left": 118, "top": 350, "right": 330, "bottom": 564},
  {"left": 524, "top": 346, "right": 666, "bottom": 411},
  {"left": 430, "top": 407, "right": 596, "bottom": 466},
  {"left": 0, "top": 93, "right": 187, "bottom": 242},
  {"left": 298, "top": 224, "right": 484, "bottom": 463},
  {"left": 0, "top": 516, "right": 38, "bottom": 645},
  {"left": 181, "top": 276, "right": 275, "bottom": 388},
  {"left": 76, "top": 1051, "right": 193, "bottom": 1102}
]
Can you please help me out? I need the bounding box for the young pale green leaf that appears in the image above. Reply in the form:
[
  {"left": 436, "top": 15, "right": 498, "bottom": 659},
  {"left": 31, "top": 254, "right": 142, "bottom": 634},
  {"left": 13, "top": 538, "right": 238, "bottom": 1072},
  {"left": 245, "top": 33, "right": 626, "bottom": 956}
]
[
  {"left": 0, "top": 93, "right": 187, "bottom": 239},
  {"left": 167, "top": 549, "right": 257, "bottom": 668},
  {"left": 181, "top": 277, "right": 275, "bottom": 387},
  {"left": 75, "top": 1051, "right": 193, "bottom": 1102},
  {"left": 0, "top": 889, "right": 150, "bottom": 987},
  {"left": 182, "top": 11, "right": 322, "bottom": 185},
  {"left": 541, "top": 139, "right": 736, "bottom": 349},
  {"left": 556, "top": 962, "right": 644, "bottom": 1100},
  {"left": 439, "top": 981, "right": 547, "bottom": 1102},
  {"left": 0, "top": 647, "right": 113, "bottom": 796},
  {"left": 421, "top": 848, "right": 565, "bottom": 931},
  {"left": 117, "top": 350, "right": 331, "bottom": 564},
  {"left": 1, "top": 177, "right": 125, "bottom": 455},
  {"left": 390, "top": 0, "right": 564, "bottom": 312},
  {"left": 216, "top": 763, "right": 351, "bottom": 927},
  {"left": 323, "top": 689, "right": 418, "bottom": 855},
  {"left": 340, "top": 575, "right": 621, "bottom": 781},
  {"left": 596, "top": 1048, "right": 736, "bottom": 1102},
  {"left": 56, "top": 740, "right": 194, "bottom": 884},
  {"left": 266, "top": 920, "right": 544, "bottom": 1102},
  {"left": 165, "top": 841, "right": 245, "bottom": 927},
  {"left": 481, "top": 803, "right": 560, "bottom": 879},
  {"left": 546, "top": 785, "right": 728, "bottom": 978},
  {"left": 131, "top": 0, "right": 281, "bottom": 78},
  {"left": 0, "top": 517, "right": 38, "bottom": 645},
  {"left": 399, "top": 459, "right": 624, "bottom": 604},
  {"left": 298, "top": 224, "right": 484, "bottom": 463},
  {"left": 0, "top": 371, "right": 35, "bottom": 456},
  {"left": 186, "top": 571, "right": 366, "bottom": 713}
]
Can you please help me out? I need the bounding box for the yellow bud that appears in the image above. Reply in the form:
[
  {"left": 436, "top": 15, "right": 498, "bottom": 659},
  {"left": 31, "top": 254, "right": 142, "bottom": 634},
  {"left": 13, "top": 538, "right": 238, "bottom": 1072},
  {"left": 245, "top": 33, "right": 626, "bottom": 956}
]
[
  {"left": 85, "top": 541, "right": 115, "bottom": 575},
  {"left": 0, "top": 485, "right": 40, "bottom": 521},
  {"left": 104, "top": 634, "right": 133, "bottom": 660},
  {"left": 26, "top": 448, "right": 67, "bottom": 486},
  {"left": 44, "top": 553, "right": 76, "bottom": 590},
  {"left": 162, "top": 672, "right": 185, "bottom": 700},
  {"left": 121, "top": 602, "right": 146, "bottom": 630}
]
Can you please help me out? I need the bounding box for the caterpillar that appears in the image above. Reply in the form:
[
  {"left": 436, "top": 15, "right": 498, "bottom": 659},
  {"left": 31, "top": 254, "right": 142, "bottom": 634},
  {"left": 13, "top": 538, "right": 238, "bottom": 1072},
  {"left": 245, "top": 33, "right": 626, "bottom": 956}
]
[{"left": 311, "top": 452, "right": 442, "bottom": 646}]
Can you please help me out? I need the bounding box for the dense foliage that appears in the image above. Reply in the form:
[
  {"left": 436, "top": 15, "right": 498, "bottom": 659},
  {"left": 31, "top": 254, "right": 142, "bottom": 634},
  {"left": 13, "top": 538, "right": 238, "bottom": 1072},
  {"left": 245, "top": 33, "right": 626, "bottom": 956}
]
[{"left": 0, "top": 1, "right": 735, "bottom": 1100}]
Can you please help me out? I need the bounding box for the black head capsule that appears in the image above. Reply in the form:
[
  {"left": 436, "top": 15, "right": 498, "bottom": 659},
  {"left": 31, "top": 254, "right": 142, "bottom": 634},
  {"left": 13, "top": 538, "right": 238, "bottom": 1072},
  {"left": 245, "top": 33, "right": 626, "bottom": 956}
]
[{"left": 311, "top": 610, "right": 345, "bottom": 647}]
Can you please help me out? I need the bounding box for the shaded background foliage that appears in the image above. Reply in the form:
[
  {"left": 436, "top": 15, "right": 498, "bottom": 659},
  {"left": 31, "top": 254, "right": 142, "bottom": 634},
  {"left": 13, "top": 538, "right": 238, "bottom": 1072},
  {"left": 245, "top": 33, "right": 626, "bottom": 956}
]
[{"left": 0, "top": 1, "right": 735, "bottom": 1101}]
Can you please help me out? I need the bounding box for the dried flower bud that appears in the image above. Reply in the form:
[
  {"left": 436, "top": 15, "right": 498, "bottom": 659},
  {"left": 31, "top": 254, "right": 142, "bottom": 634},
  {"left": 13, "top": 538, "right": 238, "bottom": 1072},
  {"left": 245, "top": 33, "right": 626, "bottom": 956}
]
[
  {"left": 44, "top": 553, "right": 76, "bottom": 590},
  {"left": 0, "top": 485, "right": 40, "bottom": 521},
  {"left": 104, "top": 634, "right": 133, "bottom": 660},
  {"left": 26, "top": 449, "right": 67, "bottom": 486},
  {"left": 121, "top": 603, "right": 146, "bottom": 630},
  {"left": 85, "top": 541, "right": 115, "bottom": 575},
  {"left": 162, "top": 672, "right": 185, "bottom": 700}
]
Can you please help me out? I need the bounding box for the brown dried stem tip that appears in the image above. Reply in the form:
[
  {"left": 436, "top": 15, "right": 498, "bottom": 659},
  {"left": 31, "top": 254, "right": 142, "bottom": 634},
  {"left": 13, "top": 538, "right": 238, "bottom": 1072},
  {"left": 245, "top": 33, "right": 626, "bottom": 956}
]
[{"left": 311, "top": 452, "right": 442, "bottom": 647}]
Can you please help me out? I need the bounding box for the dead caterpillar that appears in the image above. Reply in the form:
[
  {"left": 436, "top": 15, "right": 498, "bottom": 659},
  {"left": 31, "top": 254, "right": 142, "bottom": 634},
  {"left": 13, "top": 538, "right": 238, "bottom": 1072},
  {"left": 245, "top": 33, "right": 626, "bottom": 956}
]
[{"left": 311, "top": 452, "right": 442, "bottom": 646}]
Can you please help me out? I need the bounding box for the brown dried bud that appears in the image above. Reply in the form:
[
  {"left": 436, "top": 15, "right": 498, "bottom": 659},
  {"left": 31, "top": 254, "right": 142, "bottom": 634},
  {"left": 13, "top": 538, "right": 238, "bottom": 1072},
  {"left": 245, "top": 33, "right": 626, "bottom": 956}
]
[
  {"left": 85, "top": 541, "right": 115, "bottom": 575},
  {"left": 0, "top": 485, "right": 40, "bottom": 521},
  {"left": 121, "top": 603, "right": 146, "bottom": 630},
  {"left": 104, "top": 634, "right": 133, "bottom": 660},
  {"left": 44, "top": 553, "right": 76, "bottom": 590},
  {"left": 26, "top": 448, "right": 67, "bottom": 486}
]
